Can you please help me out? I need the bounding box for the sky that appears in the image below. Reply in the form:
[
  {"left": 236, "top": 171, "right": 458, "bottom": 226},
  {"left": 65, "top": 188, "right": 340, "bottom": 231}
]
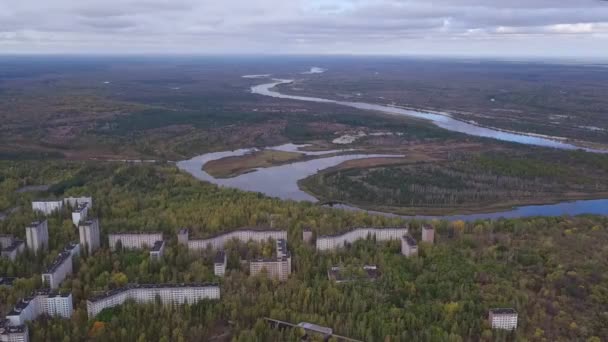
[{"left": 1, "top": 0, "right": 608, "bottom": 58}]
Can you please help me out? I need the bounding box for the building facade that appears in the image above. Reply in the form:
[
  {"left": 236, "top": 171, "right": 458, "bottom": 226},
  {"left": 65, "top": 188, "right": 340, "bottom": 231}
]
[
  {"left": 31, "top": 200, "right": 63, "bottom": 215},
  {"left": 0, "top": 319, "right": 28, "bottom": 342},
  {"left": 108, "top": 232, "right": 163, "bottom": 251},
  {"left": 71, "top": 204, "right": 88, "bottom": 226},
  {"left": 302, "top": 229, "right": 313, "bottom": 244},
  {"left": 79, "top": 219, "right": 101, "bottom": 255},
  {"left": 6, "top": 291, "right": 73, "bottom": 326},
  {"left": 489, "top": 308, "right": 518, "bottom": 330},
  {"left": 316, "top": 227, "right": 409, "bottom": 251},
  {"left": 249, "top": 256, "right": 291, "bottom": 281},
  {"left": 184, "top": 229, "right": 287, "bottom": 251},
  {"left": 149, "top": 241, "right": 165, "bottom": 261},
  {"left": 25, "top": 221, "right": 49, "bottom": 255},
  {"left": 42, "top": 251, "right": 73, "bottom": 289},
  {"left": 86, "top": 283, "right": 221, "bottom": 318},
  {"left": 214, "top": 251, "right": 227, "bottom": 277},
  {"left": 63, "top": 196, "right": 93, "bottom": 209},
  {"left": 422, "top": 225, "right": 435, "bottom": 244},
  {"left": 1, "top": 238, "right": 25, "bottom": 261},
  {"left": 401, "top": 235, "right": 418, "bottom": 257}
]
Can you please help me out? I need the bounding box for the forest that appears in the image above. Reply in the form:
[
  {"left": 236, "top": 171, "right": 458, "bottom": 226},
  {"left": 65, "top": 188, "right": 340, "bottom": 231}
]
[
  {"left": 1, "top": 160, "right": 608, "bottom": 341},
  {"left": 301, "top": 149, "right": 608, "bottom": 214}
]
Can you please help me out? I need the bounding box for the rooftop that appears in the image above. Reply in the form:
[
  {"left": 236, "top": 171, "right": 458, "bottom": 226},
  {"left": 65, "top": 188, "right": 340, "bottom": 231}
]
[
  {"left": 73, "top": 203, "right": 88, "bottom": 212},
  {"left": 109, "top": 231, "right": 163, "bottom": 236},
  {"left": 0, "top": 319, "right": 27, "bottom": 334},
  {"left": 214, "top": 251, "right": 226, "bottom": 264},
  {"left": 87, "top": 283, "right": 220, "bottom": 303},
  {"left": 2, "top": 239, "right": 24, "bottom": 252},
  {"left": 0, "top": 277, "right": 16, "bottom": 286},
  {"left": 33, "top": 199, "right": 62, "bottom": 203},
  {"left": 422, "top": 224, "right": 434, "bottom": 231},
  {"left": 26, "top": 220, "right": 46, "bottom": 228},
  {"left": 490, "top": 308, "right": 518, "bottom": 315},
  {"left": 250, "top": 256, "right": 291, "bottom": 263},
  {"left": 43, "top": 251, "right": 71, "bottom": 274},
  {"left": 297, "top": 322, "right": 333, "bottom": 335},
  {"left": 79, "top": 219, "right": 98, "bottom": 227},
  {"left": 196, "top": 227, "right": 286, "bottom": 240},
  {"left": 402, "top": 234, "right": 417, "bottom": 247},
  {"left": 151, "top": 240, "right": 165, "bottom": 252},
  {"left": 318, "top": 226, "right": 409, "bottom": 238}
]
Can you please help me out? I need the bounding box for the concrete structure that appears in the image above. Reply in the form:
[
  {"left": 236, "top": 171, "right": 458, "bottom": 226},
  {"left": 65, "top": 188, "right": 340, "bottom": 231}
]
[
  {"left": 297, "top": 322, "right": 333, "bottom": 336},
  {"left": 401, "top": 235, "right": 418, "bottom": 257},
  {"left": 1, "top": 237, "right": 25, "bottom": 261},
  {"left": 0, "top": 278, "right": 16, "bottom": 287},
  {"left": 183, "top": 228, "right": 287, "bottom": 251},
  {"left": 31, "top": 200, "right": 63, "bottom": 215},
  {"left": 108, "top": 232, "right": 163, "bottom": 251},
  {"left": 86, "top": 283, "right": 220, "bottom": 318},
  {"left": 6, "top": 290, "right": 73, "bottom": 326},
  {"left": 71, "top": 203, "right": 88, "bottom": 226},
  {"left": 422, "top": 225, "right": 435, "bottom": 244},
  {"left": 276, "top": 239, "right": 288, "bottom": 258},
  {"left": 249, "top": 256, "right": 291, "bottom": 281},
  {"left": 41, "top": 244, "right": 78, "bottom": 289},
  {"left": 0, "top": 319, "right": 28, "bottom": 342},
  {"left": 302, "top": 228, "right": 313, "bottom": 244},
  {"left": 489, "top": 308, "right": 518, "bottom": 330},
  {"left": 149, "top": 241, "right": 165, "bottom": 261},
  {"left": 63, "top": 196, "right": 92, "bottom": 209},
  {"left": 214, "top": 251, "right": 227, "bottom": 277},
  {"left": 25, "top": 221, "right": 49, "bottom": 255},
  {"left": 177, "top": 228, "right": 189, "bottom": 246},
  {"left": 316, "top": 227, "right": 409, "bottom": 251},
  {"left": 328, "top": 265, "right": 380, "bottom": 283},
  {"left": 79, "top": 219, "right": 101, "bottom": 255}
]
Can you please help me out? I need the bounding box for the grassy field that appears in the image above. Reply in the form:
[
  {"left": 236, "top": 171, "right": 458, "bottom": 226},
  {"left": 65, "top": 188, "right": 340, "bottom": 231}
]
[{"left": 203, "top": 149, "right": 305, "bottom": 178}]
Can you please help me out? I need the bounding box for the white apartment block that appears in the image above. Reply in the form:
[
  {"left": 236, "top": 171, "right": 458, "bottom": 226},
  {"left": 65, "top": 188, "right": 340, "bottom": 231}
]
[
  {"left": 489, "top": 308, "right": 518, "bottom": 330},
  {"left": 185, "top": 229, "right": 287, "bottom": 251},
  {"left": 25, "top": 221, "right": 49, "bottom": 255},
  {"left": 0, "top": 235, "right": 14, "bottom": 249},
  {"left": 31, "top": 200, "right": 63, "bottom": 215},
  {"left": 63, "top": 196, "right": 93, "bottom": 209},
  {"left": 149, "top": 241, "right": 165, "bottom": 261},
  {"left": 302, "top": 229, "right": 313, "bottom": 244},
  {"left": 6, "top": 291, "right": 73, "bottom": 326},
  {"left": 0, "top": 319, "right": 28, "bottom": 342},
  {"left": 422, "top": 225, "right": 435, "bottom": 244},
  {"left": 79, "top": 219, "right": 101, "bottom": 254},
  {"left": 86, "top": 283, "right": 221, "bottom": 318},
  {"left": 249, "top": 257, "right": 292, "bottom": 281},
  {"left": 0, "top": 236, "right": 25, "bottom": 261},
  {"left": 108, "top": 232, "right": 163, "bottom": 251},
  {"left": 214, "top": 251, "right": 227, "bottom": 277},
  {"left": 71, "top": 204, "right": 88, "bottom": 226},
  {"left": 42, "top": 245, "right": 77, "bottom": 289},
  {"left": 316, "top": 227, "right": 409, "bottom": 251},
  {"left": 401, "top": 235, "right": 418, "bottom": 257}
]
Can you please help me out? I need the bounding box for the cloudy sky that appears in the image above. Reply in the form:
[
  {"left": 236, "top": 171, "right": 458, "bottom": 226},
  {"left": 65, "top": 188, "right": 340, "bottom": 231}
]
[{"left": 1, "top": 0, "right": 608, "bottom": 58}]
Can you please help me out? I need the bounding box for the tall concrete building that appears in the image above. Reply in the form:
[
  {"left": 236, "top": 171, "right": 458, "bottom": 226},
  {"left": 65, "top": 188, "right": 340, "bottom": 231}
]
[
  {"left": 214, "top": 251, "right": 227, "bottom": 277},
  {"left": 41, "top": 244, "right": 79, "bottom": 289},
  {"left": 149, "top": 241, "right": 165, "bottom": 261},
  {"left": 6, "top": 290, "right": 73, "bottom": 326},
  {"left": 489, "top": 308, "right": 518, "bottom": 330},
  {"left": 71, "top": 203, "right": 88, "bottom": 226},
  {"left": 316, "top": 227, "right": 409, "bottom": 251},
  {"left": 249, "top": 257, "right": 292, "bottom": 281},
  {"left": 79, "top": 219, "right": 101, "bottom": 255},
  {"left": 0, "top": 319, "right": 28, "bottom": 342},
  {"left": 86, "top": 283, "right": 220, "bottom": 318},
  {"left": 31, "top": 200, "right": 63, "bottom": 215},
  {"left": 422, "top": 225, "right": 435, "bottom": 244},
  {"left": 183, "top": 228, "right": 287, "bottom": 251},
  {"left": 108, "top": 232, "right": 163, "bottom": 251},
  {"left": 25, "top": 221, "right": 49, "bottom": 255},
  {"left": 401, "top": 235, "right": 418, "bottom": 257}
]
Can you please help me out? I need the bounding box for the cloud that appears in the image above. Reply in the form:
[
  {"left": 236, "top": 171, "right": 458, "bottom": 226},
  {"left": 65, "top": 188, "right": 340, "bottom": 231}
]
[{"left": 0, "top": 0, "right": 607, "bottom": 57}]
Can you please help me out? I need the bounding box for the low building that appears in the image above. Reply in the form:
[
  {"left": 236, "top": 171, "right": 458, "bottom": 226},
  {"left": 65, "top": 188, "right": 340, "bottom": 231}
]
[
  {"left": 422, "top": 225, "right": 435, "bottom": 244},
  {"left": 401, "top": 234, "right": 418, "bottom": 257},
  {"left": 249, "top": 256, "right": 291, "bottom": 281},
  {"left": 328, "top": 265, "right": 379, "bottom": 283},
  {"left": 31, "top": 200, "right": 63, "bottom": 215},
  {"left": 63, "top": 196, "right": 92, "bottom": 209},
  {"left": 41, "top": 244, "right": 79, "bottom": 289},
  {"left": 184, "top": 228, "right": 287, "bottom": 251},
  {"left": 6, "top": 290, "right": 73, "bottom": 326},
  {"left": 297, "top": 322, "right": 333, "bottom": 337},
  {"left": 108, "top": 232, "right": 163, "bottom": 251},
  {"left": 214, "top": 251, "right": 227, "bottom": 277},
  {"left": 86, "top": 283, "right": 220, "bottom": 318},
  {"left": 149, "top": 241, "right": 165, "bottom": 261},
  {"left": 489, "top": 308, "right": 518, "bottom": 330},
  {"left": 25, "top": 220, "right": 49, "bottom": 255},
  {"left": 316, "top": 227, "right": 409, "bottom": 251},
  {"left": 0, "top": 277, "right": 16, "bottom": 287},
  {"left": 1, "top": 239, "right": 25, "bottom": 261},
  {"left": 0, "top": 319, "right": 29, "bottom": 342},
  {"left": 71, "top": 203, "right": 88, "bottom": 226},
  {"left": 79, "top": 219, "right": 101, "bottom": 255}
]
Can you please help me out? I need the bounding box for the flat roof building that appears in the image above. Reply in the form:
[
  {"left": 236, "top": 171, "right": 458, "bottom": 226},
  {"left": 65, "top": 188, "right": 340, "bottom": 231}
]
[
  {"left": 79, "top": 219, "right": 101, "bottom": 255},
  {"left": 250, "top": 256, "right": 291, "bottom": 281},
  {"left": 1, "top": 240, "right": 25, "bottom": 261},
  {"left": 31, "top": 200, "right": 63, "bottom": 215},
  {"left": 489, "top": 308, "right": 518, "bottom": 330},
  {"left": 316, "top": 227, "right": 409, "bottom": 251},
  {"left": 63, "top": 196, "right": 92, "bottom": 209},
  {"left": 71, "top": 203, "right": 88, "bottom": 226},
  {"left": 108, "top": 232, "right": 163, "bottom": 251},
  {"left": 422, "top": 225, "right": 435, "bottom": 244},
  {"left": 86, "top": 283, "right": 220, "bottom": 318},
  {"left": 25, "top": 220, "right": 49, "bottom": 255},
  {"left": 0, "top": 319, "right": 29, "bottom": 342},
  {"left": 184, "top": 228, "right": 287, "bottom": 251},
  {"left": 41, "top": 244, "right": 78, "bottom": 289},
  {"left": 401, "top": 234, "right": 418, "bottom": 257},
  {"left": 214, "top": 251, "right": 227, "bottom": 277},
  {"left": 6, "top": 290, "right": 73, "bottom": 326},
  {"left": 149, "top": 241, "right": 165, "bottom": 261}
]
